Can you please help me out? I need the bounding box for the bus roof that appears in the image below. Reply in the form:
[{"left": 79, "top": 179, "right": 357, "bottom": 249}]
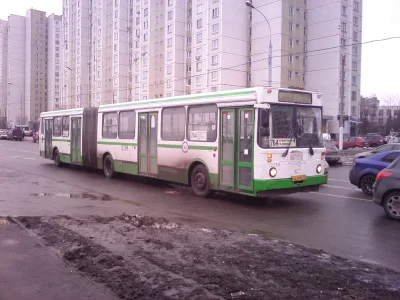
[{"left": 41, "top": 87, "right": 322, "bottom": 117}]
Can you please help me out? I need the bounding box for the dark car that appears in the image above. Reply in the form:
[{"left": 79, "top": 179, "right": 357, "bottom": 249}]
[
  {"left": 335, "top": 136, "right": 368, "bottom": 150},
  {"left": 354, "top": 143, "right": 400, "bottom": 159},
  {"left": 373, "top": 157, "right": 400, "bottom": 220},
  {"left": 324, "top": 140, "right": 340, "bottom": 165},
  {"left": 363, "top": 135, "right": 385, "bottom": 148},
  {"left": 349, "top": 150, "right": 400, "bottom": 195},
  {"left": 7, "top": 128, "right": 23, "bottom": 141}
]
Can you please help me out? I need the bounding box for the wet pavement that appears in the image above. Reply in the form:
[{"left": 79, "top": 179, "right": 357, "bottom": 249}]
[{"left": 0, "top": 140, "right": 399, "bottom": 272}]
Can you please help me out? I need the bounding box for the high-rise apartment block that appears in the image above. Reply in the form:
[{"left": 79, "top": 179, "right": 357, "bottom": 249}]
[
  {"left": 0, "top": 20, "right": 8, "bottom": 126},
  {"left": 47, "top": 14, "right": 63, "bottom": 111}
]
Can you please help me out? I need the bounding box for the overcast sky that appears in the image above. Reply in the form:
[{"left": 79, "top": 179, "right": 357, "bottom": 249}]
[{"left": 0, "top": 0, "right": 399, "bottom": 98}]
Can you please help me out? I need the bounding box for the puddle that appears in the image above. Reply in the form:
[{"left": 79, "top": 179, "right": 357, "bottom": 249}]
[{"left": 29, "top": 192, "right": 113, "bottom": 201}]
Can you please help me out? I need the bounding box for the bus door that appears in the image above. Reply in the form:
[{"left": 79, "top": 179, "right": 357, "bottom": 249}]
[
  {"left": 71, "top": 117, "right": 82, "bottom": 164},
  {"left": 138, "top": 112, "right": 158, "bottom": 176},
  {"left": 220, "top": 108, "right": 254, "bottom": 193},
  {"left": 44, "top": 119, "right": 53, "bottom": 159}
]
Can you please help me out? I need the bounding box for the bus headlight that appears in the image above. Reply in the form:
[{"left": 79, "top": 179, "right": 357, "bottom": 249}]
[
  {"left": 316, "top": 164, "right": 322, "bottom": 174},
  {"left": 269, "top": 167, "right": 277, "bottom": 177}
]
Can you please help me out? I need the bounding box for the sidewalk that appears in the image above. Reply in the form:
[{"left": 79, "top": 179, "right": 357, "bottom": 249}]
[{"left": 0, "top": 220, "right": 116, "bottom": 300}]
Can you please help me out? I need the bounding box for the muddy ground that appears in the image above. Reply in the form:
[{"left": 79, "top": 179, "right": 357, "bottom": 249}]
[{"left": 18, "top": 214, "right": 400, "bottom": 300}]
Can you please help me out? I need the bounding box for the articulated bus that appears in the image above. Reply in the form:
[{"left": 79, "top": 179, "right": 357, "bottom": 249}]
[{"left": 39, "top": 87, "right": 327, "bottom": 197}]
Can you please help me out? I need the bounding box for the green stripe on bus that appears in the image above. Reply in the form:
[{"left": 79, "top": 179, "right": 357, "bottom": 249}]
[
  {"left": 158, "top": 144, "right": 216, "bottom": 151},
  {"left": 98, "top": 90, "right": 255, "bottom": 111},
  {"left": 52, "top": 139, "right": 70, "bottom": 142},
  {"left": 97, "top": 141, "right": 137, "bottom": 146},
  {"left": 158, "top": 144, "right": 181, "bottom": 149},
  {"left": 254, "top": 175, "right": 327, "bottom": 192}
]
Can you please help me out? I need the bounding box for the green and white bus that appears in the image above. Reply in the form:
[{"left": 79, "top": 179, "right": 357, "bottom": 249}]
[{"left": 39, "top": 87, "right": 327, "bottom": 197}]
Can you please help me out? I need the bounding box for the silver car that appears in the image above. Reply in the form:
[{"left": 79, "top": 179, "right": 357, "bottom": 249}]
[
  {"left": 354, "top": 143, "right": 400, "bottom": 159},
  {"left": 0, "top": 129, "right": 7, "bottom": 140}
]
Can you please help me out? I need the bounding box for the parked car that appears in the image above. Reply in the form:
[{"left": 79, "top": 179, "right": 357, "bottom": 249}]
[
  {"left": 323, "top": 140, "right": 340, "bottom": 165},
  {"left": 0, "top": 129, "right": 7, "bottom": 140},
  {"left": 7, "top": 128, "right": 23, "bottom": 141},
  {"left": 388, "top": 134, "right": 400, "bottom": 144},
  {"left": 363, "top": 135, "right": 385, "bottom": 148},
  {"left": 373, "top": 157, "right": 400, "bottom": 220},
  {"left": 335, "top": 136, "right": 368, "bottom": 150},
  {"left": 349, "top": 150, "right": 400, "bottom": 195},
  {"left": 32, "top": 131, "right": 39, "bottom": 143},
  {"left": 354, "top": 143, "right": 400, "bottom": 159}
]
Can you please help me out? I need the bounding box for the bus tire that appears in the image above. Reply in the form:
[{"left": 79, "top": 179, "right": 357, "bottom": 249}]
[
  {"left": 103, "top": 154, "right": 115, "bottom": 179},
  {"left": 191, "top": 164, "right": 212, "bottom": 198},
  {"left": 54, "top": 149, "right": 63, "bottom": 168}
]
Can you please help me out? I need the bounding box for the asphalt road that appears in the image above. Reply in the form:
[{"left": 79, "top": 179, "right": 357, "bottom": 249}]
[{"left": 0, "top": 139, "right": 399, "bottom": 272}]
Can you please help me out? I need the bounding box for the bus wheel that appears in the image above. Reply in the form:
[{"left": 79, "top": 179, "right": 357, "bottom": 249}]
[
  {"left": 191, "top": 164, "right": 212, "bottom": 198},
  {"left": 103, "top": 154, "right": 115, "bottom": 179},
  {"left": 54, "top": 150, "right": 63, "bottom": 168}
]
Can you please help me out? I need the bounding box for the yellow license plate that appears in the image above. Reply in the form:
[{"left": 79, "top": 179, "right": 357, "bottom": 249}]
[{"left": 292, "top": 175, "right": 307, "bottom": 182}]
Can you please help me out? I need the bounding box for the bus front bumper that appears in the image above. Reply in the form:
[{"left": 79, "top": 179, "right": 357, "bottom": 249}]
[{"left": 254, "top": 175, "right": 327, "bottom": 197}]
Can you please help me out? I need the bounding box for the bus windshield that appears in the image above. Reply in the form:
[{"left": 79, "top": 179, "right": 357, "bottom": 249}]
[{"left": 258, "top": 105, "right": 323, "bottom": 149}]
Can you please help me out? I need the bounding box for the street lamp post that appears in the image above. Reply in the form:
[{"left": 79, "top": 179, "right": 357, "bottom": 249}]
[
  {"left": 8, "top": 82, "right": 24, "bottom": 125},
  {"left": 245, "top": 0, "right": 273, "bottom": 87}
]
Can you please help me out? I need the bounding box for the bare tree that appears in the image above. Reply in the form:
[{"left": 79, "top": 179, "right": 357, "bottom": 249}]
[
  {"left": 359, "top": 96, "right": 379, "bottom": 135},
  {"left": 381, "top": 94, "right": 400, "bottom": 133}
]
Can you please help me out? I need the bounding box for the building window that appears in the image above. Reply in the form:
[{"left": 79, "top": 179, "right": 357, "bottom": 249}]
[
  {"left": 342, "top": 5, "right": 347, "bottom": 16},
  {"left": 354, "top": 1, "right": 359, "bottom": 11},
  {"left": 115, "top": 10, "right": 118, "bottom": 18},
  {"left": 187, "top": 104, "right": 218, "bottom": 142},
  {"left": 167, "top": 65, "right": 172, "bottom": 74},
  {"left": 168, "top": 11, "right": 173, "bottom": 20},
  {"left": 288, "top": 70, "right": 293, "bottom": 79},
  {"left": 167, "top": 51, "right": 172, "bottom": 61},
  {"left": 352, "top": 61, "right": 358, "bottom": 71},
  {"left": 212, "top": 39, "right": 218, "bottom": 49},
  {"left": 353, "top": 31, "right": 358, "bottom": 41},
  {"left": 144, "top": 20, "right": 148, "bottom": 29},
  {"left": 162, "top": 107, "right": 186, "bottom": 141},
  {"left": 211, "top": 55, "right": 218, "bottom": 65},
  {"left": 289, "top": 6, "right": 294, "bottom": 15},
  {"left": 168, "top": 24, "right": 172, "bottom": 33},
  {"left": 211, "top": 71, "right": 218, "bottom": 81},
  {"left": 187, "top": 36, "right": 192, "bottom": 44},
  {"left": 119, "top": 111, "right": 136, "bottom": 139},
  {"left": 187, "top": 8, "right": 192, "bottom": 17},
  {"left": 352, "top": 76, "right": 357, "bottom": 85},
  {"left": 351, "top": 91, "right": 357, "bottom": 101},
  {"left": 187, "top": 22, "right": 192, "bottom": 30},
  {"left": 353, "top": 16, "right": 358, "bottom": 26},
  {"left": 168, "top": 38, "right": 172, "bottom": 46},
  {"left": 289, "top": 38, "right": 293, "bottom": 47},
  {"left": 144, "top": 8, "right": 148, "bottom": 17},
  {"left": 212, "top": 8, "right": 219, "bottom": 18},
  {"left": 196, "top": 62, "right": 202, "bottom": 71},
  {"left": 144, "top": 33, "right": 148, "bottom": 41},
  {"left": 186, "top": 50, "right": 191, "bottom": 58},
  {"left": 351, "top": 106, "right": 356, "bottom": 115},
  {"left": 197, "top": 33, "right": 202, "bottom": 43},
  {"left": 103, "top": 113, "right": 118, "bottom": 139},
  {"left": 186, "top": 64, "right": 192, "bottom": 72},
  {"left": 197, "top": 4, "right": 203, "bottom": 14},
  {"left": 288, "top": 54, "right": 293, "bottom": 63},
  {"left": 143, "top": 71, "right": 147, "bottom": 79},
  {"left": 289, "top": 22, "right": 293, "bottom": 31},
  {"left": 353, "top": 45, "right": 358, "bottom": 54},
  {"left": 53, "top": 117, "right": 62, "bottom": 137},
  {"left": 341, "top": 38, "right": 346, "bottom": 47},
  {"left": 187, "top": 78, "right": 191, "bottom": 85},
  {"left": 341, "top": 22, "right": 347, "bottom": 32},
  {"left": 197, "top": 19, "right": 203, "bottom": 28},
  {"left": 168, "top": 0, "right": 173, "bottom": 6},
  {"left": 212, "top": 23, "right": 219, "bottom": 34}
]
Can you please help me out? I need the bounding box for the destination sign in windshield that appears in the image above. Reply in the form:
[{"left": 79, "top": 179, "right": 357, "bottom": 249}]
[{"left": 278, "top": 90, "right": 312, "bottom": 104}]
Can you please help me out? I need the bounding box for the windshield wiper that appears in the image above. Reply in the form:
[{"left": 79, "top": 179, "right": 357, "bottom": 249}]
[{"left": 282, "top": 127, "right": 297, "bottom": 157}]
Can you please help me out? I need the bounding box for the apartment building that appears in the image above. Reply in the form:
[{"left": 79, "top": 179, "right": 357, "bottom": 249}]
[
  {"left": 0, "top": 20, "right": 8, "bottom": 126},
  {"left": 306, "top": 0, "right": 362, "bottom": 137},
  {"left": 47, "top": 14, "right": 63, "bottom": 111},
  {"left": 25, "top": 9, "right": 48, "bottom": 125},
  {"left": 7, "top": 14, "right": 26, "bottom": 127}
]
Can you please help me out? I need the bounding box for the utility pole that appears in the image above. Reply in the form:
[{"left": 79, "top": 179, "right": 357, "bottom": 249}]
[{"left": 339, "top": 54, "right": 345, "bottom": 150}]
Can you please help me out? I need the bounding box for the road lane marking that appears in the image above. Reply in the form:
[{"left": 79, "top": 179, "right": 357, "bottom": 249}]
[
  {"left": 311, "top": 192, "right": 372, "bottom": 202},
  {"left": 328, "top": 178, "right": 349, "bottom": 183},
  {"left": 0, "top": 147, "right": 37, "bottom": 154},
  {"left": 323, "top": 184, "right": 357, "bottom": 191}
]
